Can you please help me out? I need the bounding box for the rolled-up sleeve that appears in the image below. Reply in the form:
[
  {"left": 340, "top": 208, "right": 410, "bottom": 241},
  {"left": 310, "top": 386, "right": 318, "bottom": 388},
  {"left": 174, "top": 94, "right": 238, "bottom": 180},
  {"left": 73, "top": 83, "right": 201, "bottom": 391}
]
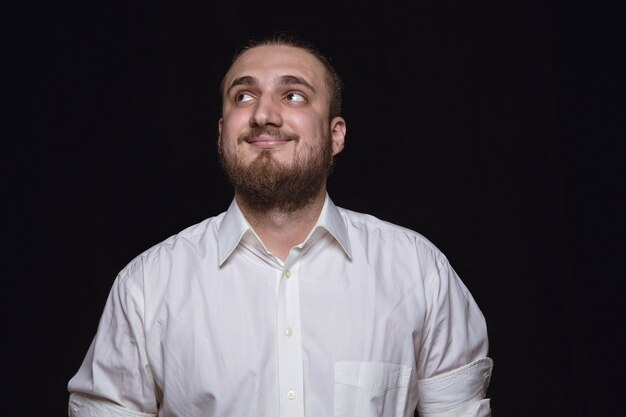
[
  {"left": 417, "top": 357, "right": 493, "bottom": 417},
  {"left": 68, "top": 393, "right": 157, "bottom": 417}
]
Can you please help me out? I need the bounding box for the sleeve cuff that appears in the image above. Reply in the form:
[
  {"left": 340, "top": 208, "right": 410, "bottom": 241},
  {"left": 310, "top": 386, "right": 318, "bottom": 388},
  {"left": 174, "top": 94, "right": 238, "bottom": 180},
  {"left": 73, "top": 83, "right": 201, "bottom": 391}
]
[
  {"left": 68, "top": 393, "right": 157, "bottom": 417},
  {"left": 417, "top": 357, "right": 493, "bottom": 417}
]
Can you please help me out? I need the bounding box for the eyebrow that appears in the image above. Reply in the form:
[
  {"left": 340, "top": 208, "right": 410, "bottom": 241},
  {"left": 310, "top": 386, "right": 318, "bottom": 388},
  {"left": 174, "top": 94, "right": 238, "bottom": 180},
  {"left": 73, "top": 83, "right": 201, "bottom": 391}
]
[
  {"left": 226, "top": 75, "right": 315, "bottom": 96},
  {"left": 276, "top": 75, "right": 315, "bottom": 94},
  {"left": 226, "top": 76, "right": 258, "bottom": 96}
]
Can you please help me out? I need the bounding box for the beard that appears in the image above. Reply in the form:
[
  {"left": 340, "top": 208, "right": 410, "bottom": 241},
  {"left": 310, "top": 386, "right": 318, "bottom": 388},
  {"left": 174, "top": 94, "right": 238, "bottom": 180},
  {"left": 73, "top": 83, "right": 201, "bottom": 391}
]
[{"left": 218, "top": 126, "right": 334, "bottom": 213}]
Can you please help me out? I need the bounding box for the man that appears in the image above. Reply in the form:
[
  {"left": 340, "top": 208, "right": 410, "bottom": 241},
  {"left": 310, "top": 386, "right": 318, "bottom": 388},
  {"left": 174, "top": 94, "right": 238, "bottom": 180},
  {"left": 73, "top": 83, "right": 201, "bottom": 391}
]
[{"left": 68, "top": 33, "right": 493, "bottom": 417}]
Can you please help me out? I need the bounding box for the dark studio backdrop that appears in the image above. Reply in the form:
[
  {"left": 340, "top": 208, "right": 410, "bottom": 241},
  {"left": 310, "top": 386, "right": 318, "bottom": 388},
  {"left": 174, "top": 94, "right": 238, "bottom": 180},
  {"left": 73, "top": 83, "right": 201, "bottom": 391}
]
[{"left": 6, "top": 0, "right": 624, "bottom": 415}]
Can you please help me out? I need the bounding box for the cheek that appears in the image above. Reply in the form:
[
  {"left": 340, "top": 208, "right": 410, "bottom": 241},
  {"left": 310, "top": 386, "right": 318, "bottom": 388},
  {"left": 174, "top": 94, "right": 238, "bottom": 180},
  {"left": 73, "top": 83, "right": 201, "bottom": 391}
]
[
  {"left": 220, "top": 120, "right": 245, "bottom": 149},
  {"left": 291, "top": 114, "right": 327, "bottom": 138},
  {"left": 221, "top": 109, "right": 249, "bottom": 133}
]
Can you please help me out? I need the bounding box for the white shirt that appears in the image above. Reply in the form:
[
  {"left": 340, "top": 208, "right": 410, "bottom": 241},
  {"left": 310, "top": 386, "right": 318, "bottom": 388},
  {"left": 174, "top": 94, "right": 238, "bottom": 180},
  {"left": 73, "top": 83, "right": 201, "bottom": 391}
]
[{"left": 68, "top": 196, "right": 493, "bottom": 417}]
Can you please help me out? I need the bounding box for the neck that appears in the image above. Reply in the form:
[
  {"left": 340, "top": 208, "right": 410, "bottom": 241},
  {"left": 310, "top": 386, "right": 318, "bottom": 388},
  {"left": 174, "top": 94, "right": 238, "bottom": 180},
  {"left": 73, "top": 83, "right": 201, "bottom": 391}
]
[{"left": 236, "top": 187, "right": 327, "bottom": 261}]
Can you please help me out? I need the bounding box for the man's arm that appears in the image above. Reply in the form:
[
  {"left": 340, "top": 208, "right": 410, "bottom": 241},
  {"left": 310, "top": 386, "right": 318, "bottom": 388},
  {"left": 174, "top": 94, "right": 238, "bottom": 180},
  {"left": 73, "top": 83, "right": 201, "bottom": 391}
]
[
  {"left": 415, "top": 256, "right": 493, "bottom": 416},
  {"left": 68, "top": 264, "right": 159, "bottom": 416}
]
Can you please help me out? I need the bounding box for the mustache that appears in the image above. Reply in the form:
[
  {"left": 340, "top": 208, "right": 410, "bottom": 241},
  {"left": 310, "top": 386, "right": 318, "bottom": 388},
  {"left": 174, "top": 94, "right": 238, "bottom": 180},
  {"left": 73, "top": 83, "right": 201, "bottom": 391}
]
[{"left": 238, "top": 126, "right": 300, "bottom": 143}]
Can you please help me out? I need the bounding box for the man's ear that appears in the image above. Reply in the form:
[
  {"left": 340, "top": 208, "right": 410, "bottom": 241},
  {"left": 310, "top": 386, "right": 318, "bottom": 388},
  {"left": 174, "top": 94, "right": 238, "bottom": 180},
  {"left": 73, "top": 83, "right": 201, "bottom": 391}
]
[
  {"left": 217, "top": 118, "right": 223, "bottom": 148},
  {"left": 330, "top": 117, "right": 346, "bottom": 156}
]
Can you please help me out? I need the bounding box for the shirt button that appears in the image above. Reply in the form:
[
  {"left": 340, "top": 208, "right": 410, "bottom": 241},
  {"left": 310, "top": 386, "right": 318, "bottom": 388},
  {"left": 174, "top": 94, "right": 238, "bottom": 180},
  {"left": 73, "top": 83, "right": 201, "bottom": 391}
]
[
  {"left": 285, "top": 270, "right": 291, "bottom": 278},
  {"left": 285, "top": 327, "right": 293, "bottom": 337},
  {"left": 287, "top": 390, "right": 296, "bottom": 400}
]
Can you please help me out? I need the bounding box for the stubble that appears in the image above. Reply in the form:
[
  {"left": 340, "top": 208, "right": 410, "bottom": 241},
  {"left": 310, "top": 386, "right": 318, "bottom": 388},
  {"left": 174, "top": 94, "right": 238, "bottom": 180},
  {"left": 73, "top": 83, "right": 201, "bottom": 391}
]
[{"left": 218, "top": 128, "right": 334, "bottom": 213}]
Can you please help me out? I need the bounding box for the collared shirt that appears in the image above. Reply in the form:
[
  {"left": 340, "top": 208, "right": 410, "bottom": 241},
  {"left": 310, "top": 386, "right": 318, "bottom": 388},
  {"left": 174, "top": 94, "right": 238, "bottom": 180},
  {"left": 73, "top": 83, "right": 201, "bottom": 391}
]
[{"left": 68, "top": 196, "right": 493, "bottom": 417}]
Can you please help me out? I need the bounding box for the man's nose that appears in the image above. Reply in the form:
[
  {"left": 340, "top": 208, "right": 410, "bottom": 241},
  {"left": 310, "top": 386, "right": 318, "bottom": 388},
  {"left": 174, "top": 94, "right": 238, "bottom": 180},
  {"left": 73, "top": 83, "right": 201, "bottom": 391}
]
[{"left": 249, "top": 95, "right": 282, "bottom": 127}]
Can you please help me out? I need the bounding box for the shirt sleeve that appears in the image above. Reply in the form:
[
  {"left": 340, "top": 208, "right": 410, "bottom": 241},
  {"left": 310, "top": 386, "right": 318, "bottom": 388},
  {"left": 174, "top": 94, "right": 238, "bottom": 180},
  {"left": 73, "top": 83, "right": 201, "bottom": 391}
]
[
  {"left": 67, "top": 263, "right": 159, "bottom": 415},
  {"left": 68, "top": 393, "right": 157, "bottom": 417},
  {"left": 416, "top": 255, "right": 493, "bottom": 416}
]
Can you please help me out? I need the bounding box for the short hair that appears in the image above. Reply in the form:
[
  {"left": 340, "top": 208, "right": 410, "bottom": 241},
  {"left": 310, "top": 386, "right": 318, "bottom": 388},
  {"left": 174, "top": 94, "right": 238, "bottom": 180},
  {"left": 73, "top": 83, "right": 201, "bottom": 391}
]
[{"left": 220, "top": 32, "right": 344, "bottom": 118}]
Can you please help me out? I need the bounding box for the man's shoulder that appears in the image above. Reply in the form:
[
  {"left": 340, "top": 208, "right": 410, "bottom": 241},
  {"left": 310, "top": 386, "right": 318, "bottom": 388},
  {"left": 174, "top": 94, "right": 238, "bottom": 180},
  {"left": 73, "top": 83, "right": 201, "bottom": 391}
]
[
  {"left": 336, "top": 205, "right": 447, "bottom": 263},
  {"left": 119, "top": 211, "right": 227, "bottom": 278}
]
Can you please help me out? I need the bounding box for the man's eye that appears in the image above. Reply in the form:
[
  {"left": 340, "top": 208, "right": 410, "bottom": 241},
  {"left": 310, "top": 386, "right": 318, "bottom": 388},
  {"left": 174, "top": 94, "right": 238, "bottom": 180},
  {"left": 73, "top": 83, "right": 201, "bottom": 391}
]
[
  {"left": 285, "top": 92, "right": 306, "bottom": 103},
  {"left": 235, "top": 92, "right": 254, "bottom": 102}
]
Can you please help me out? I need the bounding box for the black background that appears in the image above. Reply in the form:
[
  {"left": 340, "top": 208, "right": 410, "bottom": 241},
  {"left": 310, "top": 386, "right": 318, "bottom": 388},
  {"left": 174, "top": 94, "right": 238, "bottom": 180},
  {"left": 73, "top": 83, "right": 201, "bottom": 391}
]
[{"left": 6, "top": 0, "right": 624, "bottom": 415}]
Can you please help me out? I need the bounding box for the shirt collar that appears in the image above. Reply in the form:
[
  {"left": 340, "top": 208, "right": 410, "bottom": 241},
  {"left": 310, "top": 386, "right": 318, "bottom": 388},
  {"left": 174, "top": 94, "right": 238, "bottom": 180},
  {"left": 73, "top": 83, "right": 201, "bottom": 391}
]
[{"left": 217, "top": 194, "right": 352, "bottom": 266}]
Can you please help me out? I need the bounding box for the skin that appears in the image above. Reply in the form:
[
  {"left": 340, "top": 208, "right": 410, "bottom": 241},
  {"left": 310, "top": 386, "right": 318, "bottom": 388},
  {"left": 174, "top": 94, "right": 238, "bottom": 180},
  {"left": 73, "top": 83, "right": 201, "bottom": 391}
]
[{"left": 218, "top": 45, "right": 346, "bottom": 260}]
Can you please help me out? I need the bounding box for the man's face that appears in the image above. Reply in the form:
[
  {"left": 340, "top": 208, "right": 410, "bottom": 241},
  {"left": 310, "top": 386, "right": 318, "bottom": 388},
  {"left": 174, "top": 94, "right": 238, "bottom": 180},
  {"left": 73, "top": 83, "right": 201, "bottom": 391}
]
[{"left": 218, "top": 45, "right": 346, "bottom": 212}]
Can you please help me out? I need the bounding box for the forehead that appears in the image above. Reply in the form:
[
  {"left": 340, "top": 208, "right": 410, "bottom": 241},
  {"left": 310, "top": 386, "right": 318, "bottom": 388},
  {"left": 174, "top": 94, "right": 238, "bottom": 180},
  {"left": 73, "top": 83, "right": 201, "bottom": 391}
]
[{"left": 224, "top": 45, "right": 328, "bottom": 92}]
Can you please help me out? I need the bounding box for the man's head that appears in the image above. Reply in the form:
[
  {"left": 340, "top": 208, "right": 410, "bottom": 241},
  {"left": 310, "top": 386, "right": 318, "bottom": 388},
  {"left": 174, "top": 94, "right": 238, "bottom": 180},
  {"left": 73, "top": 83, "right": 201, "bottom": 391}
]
[
  {"left": 220, "top": 33, "right": 344, "bottom": 119},
  {"left": 217, "top": 33, "right": 346, "bottom": 213}
]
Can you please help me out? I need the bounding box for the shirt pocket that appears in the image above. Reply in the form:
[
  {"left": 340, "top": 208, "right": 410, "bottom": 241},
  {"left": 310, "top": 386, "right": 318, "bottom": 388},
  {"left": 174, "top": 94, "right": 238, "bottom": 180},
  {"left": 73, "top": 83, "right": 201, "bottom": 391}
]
[{"left": 334, "top": 361, "right": 412, "bottom": 417}]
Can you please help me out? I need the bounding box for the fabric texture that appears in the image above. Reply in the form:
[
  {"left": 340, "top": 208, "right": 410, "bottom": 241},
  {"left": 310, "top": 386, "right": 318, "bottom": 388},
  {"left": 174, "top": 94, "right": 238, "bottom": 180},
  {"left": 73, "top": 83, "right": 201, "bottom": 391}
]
[{"left": 68, "top": 196, "right": 492, "bottom": 417}]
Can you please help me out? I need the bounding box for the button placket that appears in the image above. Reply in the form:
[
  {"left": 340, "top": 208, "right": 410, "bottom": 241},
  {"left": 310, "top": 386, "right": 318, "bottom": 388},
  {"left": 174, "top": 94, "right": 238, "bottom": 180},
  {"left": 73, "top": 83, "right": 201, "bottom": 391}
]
[{"left": 276, "top": 262, "right": 304, "bottom": 417}]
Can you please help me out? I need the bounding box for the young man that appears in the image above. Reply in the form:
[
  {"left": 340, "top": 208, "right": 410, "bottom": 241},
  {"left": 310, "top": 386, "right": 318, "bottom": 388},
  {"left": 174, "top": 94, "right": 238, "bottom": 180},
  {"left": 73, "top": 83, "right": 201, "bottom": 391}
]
[{"left": 68, "top": 33, "right": 493, "bottom": 417}]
